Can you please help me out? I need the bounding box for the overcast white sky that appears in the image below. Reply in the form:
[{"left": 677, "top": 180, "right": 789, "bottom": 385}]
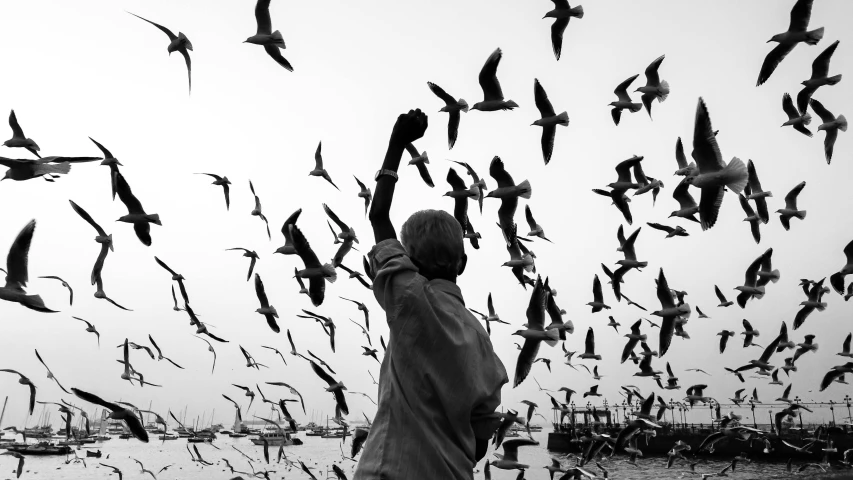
[{"left": 1, "top": 0, "right": 852, "bottom": 430}]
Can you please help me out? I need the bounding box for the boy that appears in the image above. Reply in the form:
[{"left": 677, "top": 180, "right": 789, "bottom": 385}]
[{"left": 353, "top": 109, "right": 508, "bottom": 480}]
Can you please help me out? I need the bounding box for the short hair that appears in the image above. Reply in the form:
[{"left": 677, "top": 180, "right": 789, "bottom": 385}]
[{"left": 400, "top": 209, "right": 464, "bottom": 278}]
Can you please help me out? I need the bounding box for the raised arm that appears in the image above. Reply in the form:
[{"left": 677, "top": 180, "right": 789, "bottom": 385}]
[{"left": 369, "top": 109, "right": 428, "bottom": 243}]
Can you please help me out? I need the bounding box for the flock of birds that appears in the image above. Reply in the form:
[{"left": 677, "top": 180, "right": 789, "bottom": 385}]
[{"left": 0, "top": 0, "right": 852, "bottom": 479}]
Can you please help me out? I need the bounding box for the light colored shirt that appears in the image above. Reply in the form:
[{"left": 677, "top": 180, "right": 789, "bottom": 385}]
[{"left": 354, "top": 239, "right": 508, "bottom": 480}]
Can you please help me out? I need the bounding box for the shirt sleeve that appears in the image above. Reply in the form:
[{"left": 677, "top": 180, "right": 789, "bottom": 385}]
[
  {"left": 470, "top": 351, "right": 509, "bottom": 440},
  {"left": 368, "top": 239, "right": 424, "bottom": 319}
]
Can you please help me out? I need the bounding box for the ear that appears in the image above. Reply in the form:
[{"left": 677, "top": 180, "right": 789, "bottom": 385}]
[{"left": 457, "top": 253, "right": 468, "bottom": 276}]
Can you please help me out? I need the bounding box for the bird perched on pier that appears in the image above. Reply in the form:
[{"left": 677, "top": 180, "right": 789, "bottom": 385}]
[
  {"left": 756, "top": 0, "right": 824, "bottom": 86},
  {"left": 244, "top": 0, "right": 292, "bottom": 71},
  {"left": 471, "top": 48, "right": 518, "bottom": 112},
  {"left": 128, "top": 12, "right": 193, "bottom": 93}
]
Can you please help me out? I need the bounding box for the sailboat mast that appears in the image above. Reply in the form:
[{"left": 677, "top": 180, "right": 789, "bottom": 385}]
[{"left": 0, "top": 396, "right": 8, "bottom": 429}]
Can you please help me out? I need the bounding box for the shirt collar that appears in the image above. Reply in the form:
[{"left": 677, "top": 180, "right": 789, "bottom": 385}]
[{"left": 428, "top": 279, "right": 465, "bottom": 305}]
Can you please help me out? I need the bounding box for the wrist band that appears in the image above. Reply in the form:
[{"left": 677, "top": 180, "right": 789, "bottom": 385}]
[{"left": 374, "top": 169, "right": 399, "bottom": 181}]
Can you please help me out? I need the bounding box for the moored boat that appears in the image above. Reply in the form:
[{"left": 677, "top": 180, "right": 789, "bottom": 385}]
[{"left": 4, "top": 442, "right": 72, "bottom": 456}]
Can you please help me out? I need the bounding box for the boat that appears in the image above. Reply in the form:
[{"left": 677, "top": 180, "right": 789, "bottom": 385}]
[
  {"left": 85, "top": 450, "right": 102, "bottom": 458},
  {"left": 250, "top": 427, "right": 302, "bottom": 446},
  {"left": 158, "top": 432, "right": 178, "bottom": 441},
  {"left": 228, "top": 432, "right": 247, "bottom": 438},
  {"left": 187, "top": 436, "right": 215, "bottom": 443},
  {"left": 4, "top": 442, "right": 72, "bottom": 456},
  {"left": 528, "top": 424, "right": 543, "bottom": 432},
  {"left": 321, "top": 428, "right": 346, "bottom": 439},
  {"left": 118, "top": 434, "right": 132, "bottom": 440},
  {"left": 304, "top": 427, "right": 326, "bottom": 437}
]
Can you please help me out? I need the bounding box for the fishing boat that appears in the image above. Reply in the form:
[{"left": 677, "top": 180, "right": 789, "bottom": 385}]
[
  {"left": 228, "top": 432, "right": 248, "bottom": 438},
  {"left": 4, "top": 442, "right": 72, "bottom": 456},
  {"left": 250, "top": 428, "right": 302, "bottom": 446},
  {"left": 158, "top": 432, "right": 178, "bottom": 441}
]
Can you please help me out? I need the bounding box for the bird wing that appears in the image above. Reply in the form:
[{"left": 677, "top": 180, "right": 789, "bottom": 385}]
[
  {"left": 660, "top": 316, "right": 675, "bottom": 356},
  {"left": 782, "top": 93, "right": 801, "bottom": 120},
  {"left": 715, "top": 285, "right": 727, "bottom": 303},
  {"left": 280, "top": 208, "right": 302, "bottom": 243},
  {"left": 69, "top": 200, "right": 107, "bottom": 236},
  {"left": 674, "top": 137, "right": 688, "bottom": 169},
  {"left": 427, "top": 81, "right": 456, "bottom": 105},
  {"left": 656, "top": 269, "right": 675, "bottom": 309},
  {"left": 698, "top": 186, "right": 724, "bottom": 230},
  {"left": 757, "top": 43, "right": 795, "bottom": 86},
  {"left": 154, "top": 256, "right": 179, "bottom": 277},
  {"left": 758, "top": 335, "right": 782, "bottom": 363},
  {"left": 809, "top": 98, "right": 835, "bottom": 124},
  {"left": 614, "top": 156, "right": 640, "bottom": 184},
  {"left": 479, "top": 48, "right": 505, "bottom": 101},
  {"left": 6, "top": 219, "right": 36, "bottom": 288},
  {"left": 622, "top": 228, "right": 640, "bottom": 262},
  {"left": 614, "top": 74, "right": 639, "bottom": 102},
  {"left": 254, "top": 0, "right": 272, "bottom": 34},
  {"left": 128, "top": 12, "right": 177, "bottom": 40},
  {"left": 309, "top": 360, "right": 336, "bottom": 387},
  {"left": 290, "top": 225, "right": 322, "bottom": 269},
  {"left": 784, "top": 181, "right": 806, "bottom": 210},
  {"left": 525, "top": 276, "right": 547, "bottom": 330},
  {"left": 647, "top": 222, "right": 673, "bottom": 234},
  {"left": 415, "top": 161, "right": 435, "bottom": 188},
  {"left": 489, "top": 155, "right": 514, "bottom": 188},
  {"left": 644, "top": 55, "right": 664, "bottom": 86},
  {"left": 789, "top": 0, "right": 813, "bottom": 32},
  {"left": 515, "top": 337, "right": 541, "bottom": 387},
  {"left": 743, "top": 252, "right": 764, "bottom": 287},
  {"left": 550, "top": 17, "right": 569, "bottom": 61},
  {"left": 254, "top": 273, "right": 270, "bottom": 308},
  {"left": 323, "top": 204, "right": 350, "bottom": 233},
  {"left": 585, "top": 327, "right": 596, "bottom": 354},
  {"left": 114, "top": 172, "right": 145, "bottom": 214},
  {"left": 72, "top": 387, "right": 120, "bottom": 412},
  {"left": 692, "top": 98, "right": 725, "bottom": 173},
  {"left": 811, "top": 39, "right": 839, "bottom": 81},
  {"left": 533, "top": 79, "right": 556, "bottom": 118},
  {"left": 8, "top": 110, "right": 25, "bottom": 138}
]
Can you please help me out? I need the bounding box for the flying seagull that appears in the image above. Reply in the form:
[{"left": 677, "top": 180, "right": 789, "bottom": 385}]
[
  {"left": 427, "top": 82, "right": 468, "bottom": 149},
  {"left": 196, "top": 173, "right": 231, "bottom": 210},
  {"left": 684, "top": 98, "right": 748, "bottom": 230},
  {"left": 115, "top": 172, "right": 161, "bottom": 246},
  {"left": 404, "top": 143, "right": 434, "bottom": 188},
  {"left": 543, "top": 1, "right": 584, "bottom": 61},
  {"left": 797, "top": 40, "right": 841, "bottom": 114},
  {"left": 777, "top": 181, "right": 806, "bottom": 231},
  {"left": 128, "top": 12, "right": 193, "bottom": 93},
  {"left": 781, "top": 93, "right": 812, "bottom": 137},
  {"left": 809, "top": 98, "right": 846, "bottom": 164},
  {"left": 3, "top": 110, "right": 40, "bottom": 158},
  {"left": 609, "top": 74, "right": 642, "bottom": 126},
  {"left": 471, "top": 48, "right": 518, "bottom": 112},
  {"left": 244, "top": 0, "right": 292, "bottom": 71},
  {"left": 636, "top": 55, "right": 670, "bottom": 119},
  {"left": 310, "top": 142, "right": 340, "bottom": 190},
  {"left": 0, "top": 220, "right": 55, "bottom": 313},
  {"left": 756, "top": 0, "right": 823, "bottom": 86},
  {"left": 531, "top": 78, "right": 569, "bottom": 164}
]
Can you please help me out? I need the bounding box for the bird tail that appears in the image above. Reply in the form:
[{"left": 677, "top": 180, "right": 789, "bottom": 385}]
[
  {"left": 21, "top": 294, "right": 57, "bottom": 313},
  {"left": 503, "top": 100, "right": 519, "bottom": 110},
  {"left": 658, "top": 80, "right": 670, "bottom": 102},
  {"left": 754, "top": 286, "right": 766, "bottom": 299},
  {"left": 836, "top": 115, "right": 847, "bottom": 132},
  {"left": 108, "top": 234, "right": 114, "bottom": 252},
  {"left": 637, "top": 261, "right": 648, "bottom": 268},
  {"left": 556, "top": 111, "right": 570, "bottom": 126},
  {"left": 271, "top": 30, "right": 285, "bottom": 46},
  {"left": 544, "top": 328, "right": 560, "bottom": 347},
  {"left": 145, "top": 214, "right": 162, "bottom": 226},
  {"left": 516, "top": 179, "right": 532, "bottom": 199},
  {"left": 801, "top": 113, "right": 812, "bottom": 126},
  {"left": 826, "top": 74, "right": 843, "bottom": 86},
  {"left": 770, "top": 269, "right": 780, "bottom": 283},
  {"left": 420, "top": 152, "right": 429, "bottom": 164},
  {"left": 805, "top": 27, "right": 824, "bottom": 45},
  {"left": 522, "top": 255, "right": 535, "bottom": 272},
  {"left": 816, "top": 302, "right": 827, "bottom": 312},
  {"left": 721, "top": 157, "right": 748, "bottom": 194},
  {"left": 629, "top": 103, "right": 643, "bottom": 113},
  {"left": 571, "top": 5, "right": 584, "bottom": 18},
  {"left": 323, "top": 263, "right": 338, "bottom": 283},
  {"left": 457, "top": 99, "right": 469, "bottom": 113},
  {"left": 794, "top": 210, "right": 807, "bottom": 220}
]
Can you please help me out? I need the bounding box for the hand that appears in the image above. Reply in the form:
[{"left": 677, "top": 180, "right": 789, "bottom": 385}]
[{"left": 389, "top": 109, "right": 428, "bottom": 147}]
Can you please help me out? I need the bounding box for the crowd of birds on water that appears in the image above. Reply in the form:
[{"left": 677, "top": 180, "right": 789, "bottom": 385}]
[{"left": 1, "top": 0, "right": 853, "bottom": 478}]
